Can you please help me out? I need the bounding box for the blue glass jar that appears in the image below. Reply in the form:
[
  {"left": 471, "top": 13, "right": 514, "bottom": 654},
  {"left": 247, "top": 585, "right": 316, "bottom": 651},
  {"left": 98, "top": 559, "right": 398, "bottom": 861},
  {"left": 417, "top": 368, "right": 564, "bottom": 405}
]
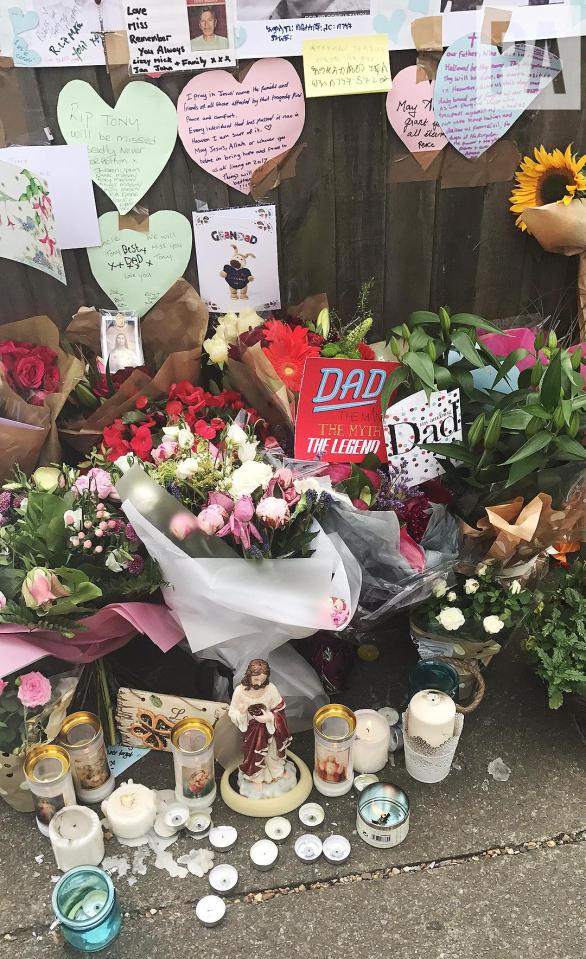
[
  {"left": 52, "top": 867, "right": 122, "bottom": 952},
  {"left": 408, "top": 659, "right": 460, "bottom": 703}
]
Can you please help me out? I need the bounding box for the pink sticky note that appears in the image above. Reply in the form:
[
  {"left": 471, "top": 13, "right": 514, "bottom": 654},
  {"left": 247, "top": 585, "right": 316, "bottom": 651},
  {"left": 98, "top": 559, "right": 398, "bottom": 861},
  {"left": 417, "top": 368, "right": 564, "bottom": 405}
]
[
  {"left": 177, "top": 59, "right": 305, "bottom": 195},
  {"left": 386, "top": 66, "right": 447, "bottom": 169}
]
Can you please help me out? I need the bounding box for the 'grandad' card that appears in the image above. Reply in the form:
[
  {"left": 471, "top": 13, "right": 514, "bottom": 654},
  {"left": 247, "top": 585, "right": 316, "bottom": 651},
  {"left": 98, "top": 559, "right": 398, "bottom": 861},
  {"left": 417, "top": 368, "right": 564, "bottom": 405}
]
[
  {"left": 295, "top": 357, "right": 399, "bottom": 464},
  {"left": 383, "top": 388, "right": 462, "bottom": 486}
]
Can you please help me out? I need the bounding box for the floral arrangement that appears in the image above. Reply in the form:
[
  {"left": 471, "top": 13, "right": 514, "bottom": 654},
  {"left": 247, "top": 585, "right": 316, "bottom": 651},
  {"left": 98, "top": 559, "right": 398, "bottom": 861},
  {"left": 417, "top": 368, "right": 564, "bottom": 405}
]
[
  {"left": 510, "top": 145, "right": 586, "bottom": 229},
  {"left": 0, "top": 465, "right": 161, "bottom": 635},
  {"left": 0, "top": 339, "right": 60, "bottom": 406}
]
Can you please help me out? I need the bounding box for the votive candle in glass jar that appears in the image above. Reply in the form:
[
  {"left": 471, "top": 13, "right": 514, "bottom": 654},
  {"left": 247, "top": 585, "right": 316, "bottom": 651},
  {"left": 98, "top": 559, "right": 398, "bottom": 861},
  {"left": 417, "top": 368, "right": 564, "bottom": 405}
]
[
  {"left": 52, "top": 866, "right": 122, "bottom": 952},
  {"left": 58, "top": 712, "right": 115, "bottom": 803},
  {"left": 24, "top": 744, "right": 76, "bottom": 837},
  {"left": 170, "top": 717, "right": 216, "bottom": 808},
  {"left": 313, "top": 703, "right": 356, "bottom": 797}
]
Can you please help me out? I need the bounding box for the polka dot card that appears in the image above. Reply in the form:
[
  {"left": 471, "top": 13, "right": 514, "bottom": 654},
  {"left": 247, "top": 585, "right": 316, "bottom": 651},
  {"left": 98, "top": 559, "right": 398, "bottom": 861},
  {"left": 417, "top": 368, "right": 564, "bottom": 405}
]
[{"left": 383, "top": 388, "right": 462, "bottom": 487}]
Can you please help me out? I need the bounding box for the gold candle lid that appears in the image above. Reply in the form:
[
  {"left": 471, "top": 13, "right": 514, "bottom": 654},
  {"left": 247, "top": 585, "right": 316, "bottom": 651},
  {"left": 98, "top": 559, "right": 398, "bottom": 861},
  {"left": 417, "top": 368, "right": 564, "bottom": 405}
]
[
  {"left": 313, "top": 703, "right": 356, "bottom": 738},
  {"left": 171, "top": 717, "right": 214, "bottom": 752},
  {"left": 24, "top": 743, "right": 70, "bottom": 782},
  {"left": 58, "top": 711, "right": 101, "bottom": 748}
]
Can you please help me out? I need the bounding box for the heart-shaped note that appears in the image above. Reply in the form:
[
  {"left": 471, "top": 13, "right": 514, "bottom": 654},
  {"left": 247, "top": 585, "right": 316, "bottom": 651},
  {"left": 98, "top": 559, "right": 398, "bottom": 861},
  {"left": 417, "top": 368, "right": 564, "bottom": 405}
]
[
  {"left": 177, "top": 58, "right": 305, "bottom": 194},
  {"left": 386, "top": 66, "right": 447, "bottom": 169},
  {"left": 58, "top": 81, "right": 177, "bottom": 215},
  {"left": 434, "top": 34, "right": 560, "bottom": 160},
  {"left": 87, "top": 211, "right": 192, "bottom": 318}
]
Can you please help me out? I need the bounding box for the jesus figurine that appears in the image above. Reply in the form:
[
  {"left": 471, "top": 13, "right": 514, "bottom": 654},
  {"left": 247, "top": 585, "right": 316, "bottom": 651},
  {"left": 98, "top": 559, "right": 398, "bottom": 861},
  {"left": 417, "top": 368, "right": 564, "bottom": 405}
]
[{"left": 228, "top": 659, "right": 293, "bottom": 791}]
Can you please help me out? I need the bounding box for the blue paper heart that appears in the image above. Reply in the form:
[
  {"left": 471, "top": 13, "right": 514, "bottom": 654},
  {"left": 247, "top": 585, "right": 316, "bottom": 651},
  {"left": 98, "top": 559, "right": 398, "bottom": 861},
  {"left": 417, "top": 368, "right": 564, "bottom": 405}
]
[
  {"left": 373, "top": 12, "right": 407, "bottom": 44},
  {"left": 408, "top": 0, "right": 431, "bottom": 14},
  {"left": 234, "top": 26, "right": 247, "bottom": 49},
  {"left": 12, "top": 36, "right": 41, "bottom": 66},
  {"left": 8, "top": 6, "right": 39, "bottom": 36}
]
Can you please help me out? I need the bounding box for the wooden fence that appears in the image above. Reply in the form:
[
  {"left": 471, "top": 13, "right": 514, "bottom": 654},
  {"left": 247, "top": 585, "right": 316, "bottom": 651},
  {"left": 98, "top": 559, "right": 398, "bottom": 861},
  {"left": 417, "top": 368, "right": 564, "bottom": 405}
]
[{"left": 1, "top": 42, "right": 585, "bottom": 339}]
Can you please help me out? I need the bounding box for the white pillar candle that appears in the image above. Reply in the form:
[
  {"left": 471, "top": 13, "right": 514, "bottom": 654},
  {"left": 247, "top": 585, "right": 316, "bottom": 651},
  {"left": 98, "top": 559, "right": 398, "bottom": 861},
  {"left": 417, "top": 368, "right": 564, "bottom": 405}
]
[
  {"left": 49, "top": 805, "right": 105, "bottom": 871},
  {"left": 353, "top": 710, "right": 391, "bottom": 774},
  {"left": 408, "top": 690, "right": 456, "bottom": 747},
  {"left": 101, "top": 780, "right": 157, "bottom": 840}
]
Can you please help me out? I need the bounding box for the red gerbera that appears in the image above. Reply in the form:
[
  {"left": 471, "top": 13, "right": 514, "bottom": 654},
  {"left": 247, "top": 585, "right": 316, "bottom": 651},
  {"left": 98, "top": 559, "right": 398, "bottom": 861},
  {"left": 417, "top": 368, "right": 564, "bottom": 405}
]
[{"left": 262, "top": 324, "right": 320, "bottom": 392}]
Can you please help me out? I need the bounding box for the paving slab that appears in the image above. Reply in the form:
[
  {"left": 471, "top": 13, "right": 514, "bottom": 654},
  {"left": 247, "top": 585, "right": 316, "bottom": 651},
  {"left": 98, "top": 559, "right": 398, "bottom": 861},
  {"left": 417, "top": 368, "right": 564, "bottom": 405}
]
[{"left": 0, "top": 628, "right": 584, "bottom": 939}]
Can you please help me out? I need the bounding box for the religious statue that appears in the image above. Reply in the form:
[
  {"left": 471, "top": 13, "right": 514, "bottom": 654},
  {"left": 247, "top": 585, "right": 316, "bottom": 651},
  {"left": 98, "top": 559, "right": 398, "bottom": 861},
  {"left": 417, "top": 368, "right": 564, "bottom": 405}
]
[{"left": 228, "top": 659, "right": 297, "bottom": 799}]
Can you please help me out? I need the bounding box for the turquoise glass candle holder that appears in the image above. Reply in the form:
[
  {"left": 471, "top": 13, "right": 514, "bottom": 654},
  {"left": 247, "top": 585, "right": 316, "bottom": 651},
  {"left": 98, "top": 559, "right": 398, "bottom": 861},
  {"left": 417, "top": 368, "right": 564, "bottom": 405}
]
[{"left": 52, "top": 866, "right": 122, "bottom": 952}]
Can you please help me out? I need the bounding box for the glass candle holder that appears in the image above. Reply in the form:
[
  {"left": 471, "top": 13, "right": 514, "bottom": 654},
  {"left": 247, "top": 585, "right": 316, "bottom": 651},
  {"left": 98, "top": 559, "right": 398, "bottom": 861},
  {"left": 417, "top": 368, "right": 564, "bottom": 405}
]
[
  {"left": 408, "top": 660, "right": 460, "bottom": 702},
  {"left": 52, "top": 866, "right": 122, "bottom": 952},
  {"left": 170, "top": 718, "right": 216, "bottom": 808},
  {"left": 313, "top": 703, "right": 356, "bottom": 797},
  {"left": 24, "top": 744, "right": 76, "bottom": 837},
  {"left": 58, "top": 712, "right": 115, "bottom": 803},
  {"left": 356, "top": 782, "right": 410, "bottom": 849}
]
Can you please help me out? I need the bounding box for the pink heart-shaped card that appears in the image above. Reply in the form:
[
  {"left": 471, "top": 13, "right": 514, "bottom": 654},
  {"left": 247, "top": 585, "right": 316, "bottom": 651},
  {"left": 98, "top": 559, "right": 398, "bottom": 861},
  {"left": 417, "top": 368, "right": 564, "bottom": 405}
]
[
  {"left": 386, "top": 65, "right": 447, "bottom": 169},
  {"left": 177, "top": 58, "right": 305, "bottom": 194}
]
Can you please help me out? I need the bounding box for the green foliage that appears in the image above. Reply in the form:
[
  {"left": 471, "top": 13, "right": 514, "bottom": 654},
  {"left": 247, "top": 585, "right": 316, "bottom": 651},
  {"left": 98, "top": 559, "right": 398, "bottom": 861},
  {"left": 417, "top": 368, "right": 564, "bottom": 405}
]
[
  {"left": 319, "top": 280, "right": 375, "bottom": 359},
  {"left": 523, "top": 561, "right": 586, "bottom": 708}
]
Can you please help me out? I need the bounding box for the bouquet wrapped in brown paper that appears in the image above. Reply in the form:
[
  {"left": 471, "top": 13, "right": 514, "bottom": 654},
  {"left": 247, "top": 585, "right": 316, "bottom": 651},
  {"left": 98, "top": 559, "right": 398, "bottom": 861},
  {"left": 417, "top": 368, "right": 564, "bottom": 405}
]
[
  {"left": 0, "top": 315, "right": 84, "bottom": 482},
  {"left": 59, "top": 280, "right": 209, "bottom": 454}
]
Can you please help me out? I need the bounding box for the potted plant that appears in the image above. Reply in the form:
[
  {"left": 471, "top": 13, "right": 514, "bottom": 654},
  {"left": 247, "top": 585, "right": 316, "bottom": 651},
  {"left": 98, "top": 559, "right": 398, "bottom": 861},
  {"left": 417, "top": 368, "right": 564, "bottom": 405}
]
[{"left": 522, "top": 559, "right": 586, "bottom": 712}]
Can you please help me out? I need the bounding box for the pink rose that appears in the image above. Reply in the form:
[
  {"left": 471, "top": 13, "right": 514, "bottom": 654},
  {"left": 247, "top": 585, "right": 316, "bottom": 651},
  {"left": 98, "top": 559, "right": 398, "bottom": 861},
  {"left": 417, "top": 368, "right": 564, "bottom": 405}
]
[
  {"left": 352, "top": 498, "right": 369, "bottom": 511},
  {"left": 0, "top": 678, "right": 7, "bottom": 696},
  {"left": 197, "top": 504, "right": 227, "bottom": 535},
  {"left": 322, "top": 463, "right": 352, "bottom": 484},
  {"left": 21, "top": 568, "right": 70, "bottom": 609},
  {"left": 151, "top": 439, "right": 178, "bottom": 465},
  {"left": 360, "top": 468, "right": 382, "bottom": 490},
  {"left": 234, "top": 496, "right": 256, "bottom": 522},
  {"left": 256, "top": 496, "right": 290, "bottom": 529},
  {"left": 17, "top": 671, "right": 51, "bottom": 708},
  {"left": 73, "top": 468, "right": 116, "bottom": 500},
  {"left": 329, "top": 597, "right": 349, "bottom": 629},
  {"left": 208, "top": 491, "right": 234, "bottom": 514},
  {"left": 0, "top": 590, "right": 6, "bottom": 610},
  {"left": 169, "top": 512, "right": 200, "bottom": 541}
]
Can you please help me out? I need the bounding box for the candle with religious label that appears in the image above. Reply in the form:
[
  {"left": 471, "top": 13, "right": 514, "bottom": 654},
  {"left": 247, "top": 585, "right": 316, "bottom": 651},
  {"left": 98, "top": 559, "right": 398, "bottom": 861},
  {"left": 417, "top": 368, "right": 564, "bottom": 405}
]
[
  {"left": 49, "top": 805, "right": 105, "bottom": 872},
  {"left": 101, "top": 780, "right": 157, "bottom": 840},
  {"left": 313, "top": 704, "right": 356, "bottom": 797},
  {"left": 407, "top": 690, "right": 456, "bottom": 747},
  {"left": 58, "top": 711, "right": 115, "bottom": 803},
  {"left": 353, "top": 709, "right": 391, "bottom": 774},
  {"left": 24, "top": 744, "right": 76, "bottom": 837},
  {"left": 170, "top": 717, "right": 216, "bottom": 809}
]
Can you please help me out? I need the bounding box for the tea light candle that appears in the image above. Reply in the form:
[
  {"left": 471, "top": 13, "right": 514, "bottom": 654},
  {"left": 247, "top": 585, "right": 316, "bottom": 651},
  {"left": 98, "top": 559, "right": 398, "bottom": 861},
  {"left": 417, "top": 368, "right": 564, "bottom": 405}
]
[
  {"left": 101, "top": 780, "right": 157, "bottom": 840},
  {"left": 208, "top": 864, "right": 238, "bottom": 893},
  {"left": 250, "top": 839, "right": 279, "bottom": 871},
  {"left": 353, "top": 709, "right": 391, "bottom": 774},
  {"left": 323, "top": 835, "right": 351, "bottom": 864},
  {"left": 49, "top": 806, "right": 105, "bottom": 872},
  {"left": 294, "top": 834, "right": 322, "bottom": 863},
  {"left": 196, "top": 895, "right": 226, "bottom": 928},
  {"left": 209, "top": 825, "right": 238, "bottom": 852},
  {"left": 378, "top": 707, "right": 400, "bottom": 727},
  {"left": 186, "top": 811, "right": 212, "bottom": 839},
  {"left": 298, "top": 802, "right": 325, "bottom": 829},
  {"left": 408, "top": 690, "right": 456, "bottom": 747},
  {"left": 265, "top": 817, "right": 291, "bottom": 843},
  {"left": 353, "top": 773, "right": 379, "bottom": 792}
]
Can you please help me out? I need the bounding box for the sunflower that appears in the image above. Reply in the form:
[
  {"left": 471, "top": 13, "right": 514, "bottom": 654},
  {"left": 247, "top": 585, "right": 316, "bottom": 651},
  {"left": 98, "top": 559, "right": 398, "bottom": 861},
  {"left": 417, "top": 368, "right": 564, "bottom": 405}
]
[{"left": 509, "top": 145, "right": 586, "bottom": 230}]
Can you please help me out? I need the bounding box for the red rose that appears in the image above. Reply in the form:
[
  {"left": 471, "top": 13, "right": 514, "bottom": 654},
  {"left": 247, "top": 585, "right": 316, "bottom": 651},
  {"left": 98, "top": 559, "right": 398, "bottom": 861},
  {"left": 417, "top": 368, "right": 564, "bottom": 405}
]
[
  {"left": 210, "top": 417, "right": 224, "bottom": 430},
  {"left": 32, "top": 345, "right": 58, "bottom": 366},
  {"left": 130, "top": 424, "right": 153, "bottom": 459},
  {"left": 360, "top": 467, "right": 382, "bottom": 490},
  {"left": 308, "top": 332, "right": 325, "bottom": 347},
  {"left": 15, "top": 355, "right": 44, "bottom": 390},
  {"left": 42, "top": 363, "right": 60, "bottom": 393},
  {"left": 357, "top": 342, "right": 376, "bottom": 360},
  {"left": 0, "top": 339, "right": 32, "bottom": 358},
  {"left": 29, "top": 390, "right": 47, "bottom": 406}
]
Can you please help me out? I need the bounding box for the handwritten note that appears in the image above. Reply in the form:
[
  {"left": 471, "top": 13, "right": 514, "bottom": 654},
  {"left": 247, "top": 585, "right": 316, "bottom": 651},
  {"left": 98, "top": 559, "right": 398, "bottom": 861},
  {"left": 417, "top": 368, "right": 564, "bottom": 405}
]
[
  {"left": 57, "top": 80, "right": 177, "bottom": 215},
  {"left": 434, "top": 34, "right": 561, "bottom": 160},
  {"left": 302, "top": 34, "right": 391, "bottom": 99},
  {"left": 9, "top": 0, "right": 104, "bottom": 67},
  {"left": 235, "top": 9, "right": 374, "bottom": 59},
  {"left": 125, "top": 0, "right": 235, "bottom": 75},
  {"left": 87, "top": 211, "right": 192, "bottom": 318},
  {"left": 386, "top": 66, "right": 447, "bottom": 168},
  {"left": 106, "top": 744, "right": 147, "bottom": 778},
  {"left": 0, "top": 159, "right": 66, "bottom": 284},
  {"left": 177, "top": 58, "right": 305, "bottom": 195}
]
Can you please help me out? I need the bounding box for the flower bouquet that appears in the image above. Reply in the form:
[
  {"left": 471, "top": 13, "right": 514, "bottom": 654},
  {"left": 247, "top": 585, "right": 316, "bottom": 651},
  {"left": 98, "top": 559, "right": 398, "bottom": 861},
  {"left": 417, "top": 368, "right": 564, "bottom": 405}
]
[
  {"left": 0, "top": 465, "right": 183, "bottom": 676},
  {"left": 58, "top": 280, "right": 208, "bottom": 454},
  {"left": 114, "top": 420, "right": 361, "bottom": 721},
  {"left": 0, "top": 667, "right": 79, "bottom": 811},
  {"left": 0, "top": 315, "right": 84, "bottom": 482}
]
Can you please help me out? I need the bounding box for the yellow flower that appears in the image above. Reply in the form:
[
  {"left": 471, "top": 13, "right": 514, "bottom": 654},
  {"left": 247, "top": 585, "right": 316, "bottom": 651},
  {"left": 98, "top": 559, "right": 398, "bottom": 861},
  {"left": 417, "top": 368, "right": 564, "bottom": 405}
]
[{"left": 509, "top": 144, "right": 586, "bottom": 230}]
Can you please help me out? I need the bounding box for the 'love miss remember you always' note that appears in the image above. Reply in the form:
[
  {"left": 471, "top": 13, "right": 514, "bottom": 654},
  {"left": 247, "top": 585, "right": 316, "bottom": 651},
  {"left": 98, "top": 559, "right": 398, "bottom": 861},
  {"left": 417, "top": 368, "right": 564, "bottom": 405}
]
[
  {"left": 302, "top": 34, "right": 392, "bottom": 99},
  {"left": 125, "top": 0, "right": 236, "bottom": 75}
]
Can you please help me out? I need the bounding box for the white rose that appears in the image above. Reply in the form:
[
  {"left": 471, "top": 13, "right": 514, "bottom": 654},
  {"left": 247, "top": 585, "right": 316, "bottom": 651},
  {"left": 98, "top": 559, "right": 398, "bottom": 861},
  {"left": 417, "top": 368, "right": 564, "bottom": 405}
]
[
  {"left": 218, "top": 312, "right": 239, "bottom": 340},
  {"left": 238, "top": 440, "right": 258, "bottom": 463},
  {"left": 203, "top": 333, "right": 229, "bottom": 365},
  {"left": 176, "top": 457, "right": 201, "bottom": 480},
  {"left": 236, "top": 308, "right": 263, "bottom": 334},
  {"left": 483, "top": 615, "right": 505, "bottom": 634},
  {"left": 432, "top": 579, "right": 448, "bottom": 598},
  {"left": 464, "top": 578, "right": 479, "bottom": 595},
  {"left": 226, "top": 423, "right": 248, "bottom": 446},
  {"left": 477, "top": 564, "right": 488, "bottom": 576},
  {"left": 447, "top": 591, "right": 457, "bottom": 602},
  {"left": 294, "top": 476, "right": 329, "bottom": 494},
  {"left": 509, "top": 580, "right": 522, "bottom": 595},
  {"left": 162, "top": 425, "right": 179, "bottom": 440},
  {"left": 177, "top": 427, "right": 194, "bottom": 450},
  {"left": 230, "top": 461, "right": 273, "bottom": 498},
  {"left": 105, "top": 551, "right": 125, "bottom": 573},
  {"left": 436, "top": 607, "right": 466, "bottom": 631}
]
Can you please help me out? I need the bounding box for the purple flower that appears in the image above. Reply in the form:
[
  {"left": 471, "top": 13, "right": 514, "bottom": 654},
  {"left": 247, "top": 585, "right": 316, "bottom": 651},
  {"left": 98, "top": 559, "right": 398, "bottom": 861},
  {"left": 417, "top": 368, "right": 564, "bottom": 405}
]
[
  {"left": 125, "top": 523, "right": 140, "bottom": 544},
  {"left": 0, "top": 515, "right": 10, "bottom": 528},
  {"left": 13, "top": 494, "right": 25, "bottom": 509},
  {"left": 127, "top": 554, "right": 145, "bottom": 576},
  {"left": 0, "top": 492, "right": 12, "bottom": 512}
]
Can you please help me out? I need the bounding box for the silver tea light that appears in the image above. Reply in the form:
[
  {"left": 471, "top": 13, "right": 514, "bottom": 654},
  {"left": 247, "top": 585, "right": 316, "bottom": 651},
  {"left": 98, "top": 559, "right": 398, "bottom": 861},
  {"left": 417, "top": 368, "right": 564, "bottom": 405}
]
[{"left": 356, "top": 782, "right": 410, "bottom": 849}]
